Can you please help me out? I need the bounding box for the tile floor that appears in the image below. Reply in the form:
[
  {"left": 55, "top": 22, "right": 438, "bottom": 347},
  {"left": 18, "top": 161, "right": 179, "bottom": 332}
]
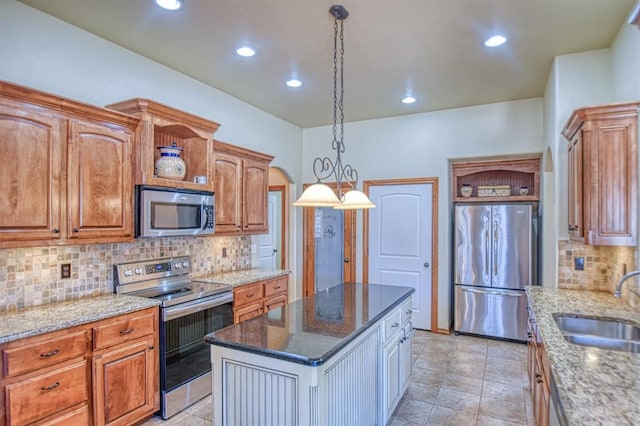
[{"left": 143, "top": 330, "right": 533, "bottom": 426}]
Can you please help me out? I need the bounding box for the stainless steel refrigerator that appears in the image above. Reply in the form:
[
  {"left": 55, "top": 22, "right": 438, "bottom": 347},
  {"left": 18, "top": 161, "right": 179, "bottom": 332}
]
[{"left": 453, "top": 203, "right": 537, "bottom": 341}]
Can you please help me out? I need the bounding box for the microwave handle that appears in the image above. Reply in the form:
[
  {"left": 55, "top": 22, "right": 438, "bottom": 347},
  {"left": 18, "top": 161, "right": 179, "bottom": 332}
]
[{"left": 203, "top": 204, "right": 214, "bottom": 229}]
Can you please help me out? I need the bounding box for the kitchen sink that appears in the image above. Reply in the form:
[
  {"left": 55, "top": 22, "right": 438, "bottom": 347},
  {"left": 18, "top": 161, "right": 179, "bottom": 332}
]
[{"left": 554, "top": 314, "right": 640, "bottom": 353}]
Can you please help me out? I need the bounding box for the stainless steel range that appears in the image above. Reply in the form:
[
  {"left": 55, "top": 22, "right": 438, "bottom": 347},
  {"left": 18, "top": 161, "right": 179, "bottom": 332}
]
[{"left": 114, "top": 256, "right": 233, "bottom": 419}]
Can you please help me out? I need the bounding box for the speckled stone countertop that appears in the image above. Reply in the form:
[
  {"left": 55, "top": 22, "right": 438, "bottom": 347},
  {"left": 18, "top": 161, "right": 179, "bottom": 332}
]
[
  {"left": 206, "top": 283, "right": 414, "bottom": 366},
  {"left": 0, "top": 295, "right": 160, "bottom": 345},
  {"left": 192, "top": 268, "right": 290, "bottom": 287},
  {"left": 526, "top": 287, "right": 640, "bottom": 425}
]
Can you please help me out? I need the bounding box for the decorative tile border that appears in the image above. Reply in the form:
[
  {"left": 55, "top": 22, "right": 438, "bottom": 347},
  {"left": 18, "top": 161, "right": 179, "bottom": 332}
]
[{"left": 0, "top": 236, "right": 250, "bottom": 312}]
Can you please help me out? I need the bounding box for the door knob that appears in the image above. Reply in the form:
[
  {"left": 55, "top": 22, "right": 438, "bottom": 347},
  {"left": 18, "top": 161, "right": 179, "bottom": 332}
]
[{"left": 424, "top": 262, "right": 430, "bottom": 268}]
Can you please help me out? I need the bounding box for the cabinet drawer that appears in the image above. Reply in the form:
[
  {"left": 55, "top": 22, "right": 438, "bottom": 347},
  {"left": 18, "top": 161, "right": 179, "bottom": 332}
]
[
  {"left": 93, "top": 311, "right": 155, "bottom": 350},
  {"left": 3, "top": 331, "right": 88, "bottom": 378},
  {"left": 34, "top": 404, "right": 90, "bottom": 426},
  {"left": 233, "top": 282, "right": 263, "bottom": 308},
  {"left": 5, "top": 360, "right": 88, "bottom": 425},
  {"left": 264, "top": 294, "right": 287, "bottom": 312},
  {"left": 264, "top": 277, "right": 287, "bottom": 298},
  {"left": 234, "top": 302, "right": 263, "bottom": 323},
  {"left": 383, "top": 309, "right": 402, "bottom": 342},
  {"left": 400, "top": 298, "right": 413, "bottom": 325}
]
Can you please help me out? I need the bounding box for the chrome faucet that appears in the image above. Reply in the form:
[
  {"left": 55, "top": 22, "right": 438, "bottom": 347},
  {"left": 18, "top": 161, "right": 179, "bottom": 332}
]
[{"left": 614, "top": 270, "right": 640, "bottom": 298}]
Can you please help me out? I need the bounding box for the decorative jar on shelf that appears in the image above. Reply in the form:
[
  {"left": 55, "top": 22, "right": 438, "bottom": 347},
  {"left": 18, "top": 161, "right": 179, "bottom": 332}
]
[
  {"left": 155, "top": 142, "right": 186, "bottom": 180},
  {"left": 519, "top": 186, "right": 529, "bottom": 196},
  {"left": 460, "top": 184, "right": 473, "bottom": 198}
]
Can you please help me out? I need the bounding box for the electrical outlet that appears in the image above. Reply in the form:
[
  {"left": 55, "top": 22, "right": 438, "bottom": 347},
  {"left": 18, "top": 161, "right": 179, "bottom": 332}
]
[
  {"left": 574, "top": 257, "right": 585, "bottom": 271},
  {"left": 61, "top": 263, "right": 71, "bottom": 279},
  {"left": 222, "top": 247, "right": 227, "bottom": 258}
]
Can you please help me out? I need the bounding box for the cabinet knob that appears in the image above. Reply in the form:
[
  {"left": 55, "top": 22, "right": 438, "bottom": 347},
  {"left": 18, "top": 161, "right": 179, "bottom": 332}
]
[
  {"left": 53, "top": 228, "right": 60, "bottom": 234},
  {"left": 72, "top": 228, "right": 79, "bottom": 233},
  {"left": 149, "top": 345, "right": 154, "bottom": 350},
  {"left": 344, "top": 258, "right": 350, "bottom": 263}
]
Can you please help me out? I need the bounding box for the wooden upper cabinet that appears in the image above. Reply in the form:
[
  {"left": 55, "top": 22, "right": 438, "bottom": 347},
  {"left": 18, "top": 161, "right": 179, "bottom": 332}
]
[
  {"left": 214, "top": 141, "right": 273, "bottom": 235},
  {"left": 214, "top": 152, "right": 243, "bottom": 233},
  {"left": 0, "top": 81, "right": 140, "bottom": 247},
  {"left": 562, "top": 102, "right": 639, "bottom": 246},
  {"left": 67, "top": 120, "right": 134, "bottom": 240},
  {"left": 106, "top": 98, "right": 219, "bottom": 192},
  {"left": 0, "top": 101, "right": 63, "bottom": 244}
]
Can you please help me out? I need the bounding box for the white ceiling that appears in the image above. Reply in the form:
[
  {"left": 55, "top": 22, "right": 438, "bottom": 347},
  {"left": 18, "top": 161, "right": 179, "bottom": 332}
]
[{"left": 19, "top": 0, "right": 636, "bottom": 128}]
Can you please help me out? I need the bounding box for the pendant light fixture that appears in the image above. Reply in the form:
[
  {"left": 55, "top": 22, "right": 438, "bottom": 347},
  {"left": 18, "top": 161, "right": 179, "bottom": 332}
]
[{"left": 293, "top": 5, "right": 375, "bottom": 210}]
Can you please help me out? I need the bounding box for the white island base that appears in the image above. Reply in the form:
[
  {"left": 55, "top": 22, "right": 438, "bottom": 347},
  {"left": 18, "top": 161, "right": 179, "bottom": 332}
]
[{"left": 208, "top": 284, "right": 413, "bottom": 426}]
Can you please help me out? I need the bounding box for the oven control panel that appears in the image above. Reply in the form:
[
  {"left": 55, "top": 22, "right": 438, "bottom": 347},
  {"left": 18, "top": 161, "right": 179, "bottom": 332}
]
[{"left": 114, "top": 256, "right": 192, "bottom": 285}]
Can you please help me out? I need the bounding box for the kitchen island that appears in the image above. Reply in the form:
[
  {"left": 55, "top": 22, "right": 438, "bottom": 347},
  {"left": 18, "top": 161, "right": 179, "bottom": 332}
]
[{"left": 205, "top": 282, "right": 414, "bottom": 426}]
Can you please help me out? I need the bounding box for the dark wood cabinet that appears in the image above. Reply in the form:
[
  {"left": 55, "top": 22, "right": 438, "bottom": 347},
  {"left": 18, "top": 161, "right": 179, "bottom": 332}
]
[{"left": 563, "top": 102, "right": 638, "bottom": 246}]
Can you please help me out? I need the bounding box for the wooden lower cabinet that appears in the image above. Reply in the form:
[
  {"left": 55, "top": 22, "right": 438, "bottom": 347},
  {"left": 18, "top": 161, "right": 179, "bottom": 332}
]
[
  {"left": 527, "top": 307, "right": 550, "bottom": 426},
  {"left": 92, "top": 336, "right": 156, "bottom": 426},
  {"left": 232, "top": 276, "right": 289, "bottom": 323},
  {"left": 0, "top": 307, "right": 158, "bottom": 426}
]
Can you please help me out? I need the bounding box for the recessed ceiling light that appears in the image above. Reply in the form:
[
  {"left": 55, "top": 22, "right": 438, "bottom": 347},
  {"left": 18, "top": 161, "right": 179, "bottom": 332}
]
[
  {"left": 236, "top": 47, "right": 256, "bottom": 57},
  {"left": 286, "top": 79, "right": 302, "bottom": 88},
  {"left": 401, "top": 96, "right": 417, "bottom": 104},
  {"left": 484, "top": 35, "right": 507, "bottom": 47},
  {"left": 155, "top": 0, "right": 183, "bottom": 11}
]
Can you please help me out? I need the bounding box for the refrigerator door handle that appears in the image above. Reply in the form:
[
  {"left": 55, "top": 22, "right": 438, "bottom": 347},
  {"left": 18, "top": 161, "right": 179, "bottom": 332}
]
[
  {"left": 484, "top": 222, "right": 490, "bottom": 274},
  {"left": 493, "top": 220, "right": 499, "bottom": 276},
  {"left": 461, "top": 287, "right": 525, "bottom": 297}
]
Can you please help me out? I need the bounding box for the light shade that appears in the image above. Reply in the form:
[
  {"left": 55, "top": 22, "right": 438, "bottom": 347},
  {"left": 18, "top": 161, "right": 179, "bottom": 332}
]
[
  {"left": 334, "top": 189, "right": 376, "bottom": 210},
  {"left": 293, "top": 183, "right": 341, "bottom": 207}
]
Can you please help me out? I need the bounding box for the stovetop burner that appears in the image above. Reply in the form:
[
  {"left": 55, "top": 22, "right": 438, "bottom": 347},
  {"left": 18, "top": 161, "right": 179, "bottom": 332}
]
[{"left": 114, "top": 256, "right": 233, "bottom": 307}]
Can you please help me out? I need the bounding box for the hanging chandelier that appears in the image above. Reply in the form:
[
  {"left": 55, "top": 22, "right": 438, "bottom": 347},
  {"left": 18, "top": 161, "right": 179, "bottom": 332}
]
[{"left": 293, "top": 5, "right": 375, "bottom": 210}]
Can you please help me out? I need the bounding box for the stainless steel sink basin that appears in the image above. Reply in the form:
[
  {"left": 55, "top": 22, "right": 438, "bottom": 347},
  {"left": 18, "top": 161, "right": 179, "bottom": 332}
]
[{"left": 554, "top": 314, "right": 640, "bottom": 353}]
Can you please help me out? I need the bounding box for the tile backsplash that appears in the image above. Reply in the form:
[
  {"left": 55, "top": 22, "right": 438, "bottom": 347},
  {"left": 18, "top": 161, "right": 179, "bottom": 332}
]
[
  {"left": 557, "top": 240, "right": 637, "bottom": 293},
  {"left": 0, "top": 236, "right": 250, "bottom": 312}
]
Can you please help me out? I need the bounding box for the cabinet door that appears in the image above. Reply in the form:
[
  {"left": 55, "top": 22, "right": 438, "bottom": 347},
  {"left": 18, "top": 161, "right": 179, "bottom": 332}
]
[
  {"left": 567, "top": 132, "right": 583, "bottom": 240},
  {"left": 92, "top": 337, "right": 156, "bottom": 426},
  {"left": 67, "top": 120, "right": 133, "bottom": 241},
  {"left": 214, "top": 152, "right": 243, "bottom": 233},
  {"left": 588, "top": 118, "right": 637, "bottom": 245},
  {"left": 242, "top": 158, "right": 269, "bottom": 234},
  {"left": 264, "top": 294, "right": 287, "bottom": 313},
  {"left": 0, "top": 104, "right": 63, "bottom": 244},
  {"left": 233, "top": 302, "right": 263, "bottom": 323},
  {"left": 382, "top": 338, "right": 401, "bottom": 422}
]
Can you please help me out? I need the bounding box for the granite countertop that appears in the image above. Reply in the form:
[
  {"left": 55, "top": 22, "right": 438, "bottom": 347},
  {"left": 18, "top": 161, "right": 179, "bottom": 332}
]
[
  {"left": 0, "top": 295, "right": 160, "bottom": 344},
  {"left": 205, "top": 283, "right": 414, "bottom": 366},
  {"left": 192, "top": 268, "right": 290, "bottom": 287},
  {"left": 526, "top": 287, "right": 640, "bottom": 425}
]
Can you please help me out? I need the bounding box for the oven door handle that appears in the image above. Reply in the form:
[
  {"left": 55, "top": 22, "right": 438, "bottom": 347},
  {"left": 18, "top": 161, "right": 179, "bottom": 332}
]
[{"left": 162, "top": 292, "right": 234, "bottom": 321}]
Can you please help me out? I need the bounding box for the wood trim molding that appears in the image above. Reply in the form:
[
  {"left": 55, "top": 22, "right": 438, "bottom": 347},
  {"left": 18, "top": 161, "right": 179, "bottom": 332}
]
[
  {"left": 269, "top": 185, "right": 288, "bottom": 270},
  {"left": 363, "top": 177, "right": 442, "bottom": 334}
]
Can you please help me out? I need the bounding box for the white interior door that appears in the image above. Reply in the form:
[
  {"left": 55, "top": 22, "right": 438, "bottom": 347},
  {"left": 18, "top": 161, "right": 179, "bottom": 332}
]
[
  {"left": 258, "top": 191, "right": 281, "bottom": 269},
  {"left": 368, "top": 183, "right": 433, "bottom": 330}
]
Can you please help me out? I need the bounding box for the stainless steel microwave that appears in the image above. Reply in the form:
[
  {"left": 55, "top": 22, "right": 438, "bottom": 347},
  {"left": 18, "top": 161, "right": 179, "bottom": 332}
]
[{"left": 136, "top": 186, "right": 215, "bottom": 238}]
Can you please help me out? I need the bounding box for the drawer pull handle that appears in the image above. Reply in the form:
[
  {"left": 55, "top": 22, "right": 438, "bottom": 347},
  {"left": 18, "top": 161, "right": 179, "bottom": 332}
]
[
  {"left": 246, "top": 294, "right": 254, "bottom": 298},
  {"left": 405, "top": 310, "right": 412, "bottom": 315},
  {"left": 391, "top": 322, "right": 399, "bottom": 328},
  {"left": 536, "top": 378, "right": 543, "bottom": 384},
  {"left": 41, "top": 382, "right": 60, "bottom": 391},
  {"left": 149, "top": 346, "right": 155, "bottom": 350},
  {"left": 40, "top": 349, "right": 60, "bottom": 358},
  {"left": 119, "top": 328, "right": 134, "bottom": 335},
  {"left": 274, "top": 286, "right": 281, "bottom": 290}
]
